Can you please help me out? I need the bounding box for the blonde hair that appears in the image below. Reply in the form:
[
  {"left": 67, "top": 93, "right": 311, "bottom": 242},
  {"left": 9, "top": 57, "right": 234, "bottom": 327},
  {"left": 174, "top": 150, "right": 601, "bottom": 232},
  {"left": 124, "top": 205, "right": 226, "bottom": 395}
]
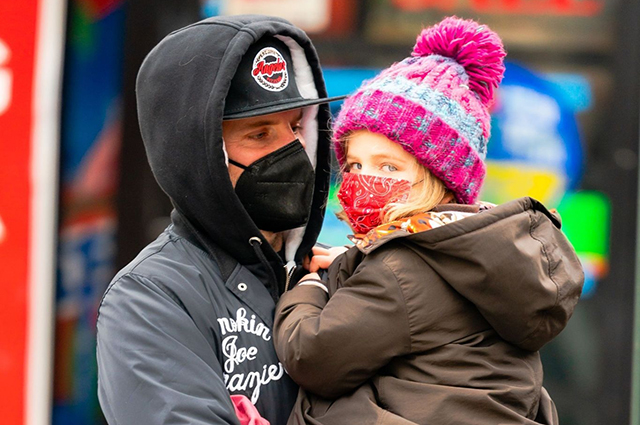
[{"left": 384, "top": 163, "right": 450, "bottom": 222}]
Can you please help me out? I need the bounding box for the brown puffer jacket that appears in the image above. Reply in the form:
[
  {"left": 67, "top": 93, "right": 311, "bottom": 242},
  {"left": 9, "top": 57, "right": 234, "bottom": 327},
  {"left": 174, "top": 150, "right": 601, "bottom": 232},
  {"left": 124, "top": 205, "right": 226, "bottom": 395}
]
[{"left": 274, "top": 197, "right": 584, "bottom": 425}]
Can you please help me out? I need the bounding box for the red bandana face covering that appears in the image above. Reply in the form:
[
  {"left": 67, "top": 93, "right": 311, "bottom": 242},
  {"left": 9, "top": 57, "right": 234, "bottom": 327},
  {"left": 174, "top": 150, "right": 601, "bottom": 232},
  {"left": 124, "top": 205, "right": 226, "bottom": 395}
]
[{"left": 337, "top": 172, "right": 412, "bottom": 235}]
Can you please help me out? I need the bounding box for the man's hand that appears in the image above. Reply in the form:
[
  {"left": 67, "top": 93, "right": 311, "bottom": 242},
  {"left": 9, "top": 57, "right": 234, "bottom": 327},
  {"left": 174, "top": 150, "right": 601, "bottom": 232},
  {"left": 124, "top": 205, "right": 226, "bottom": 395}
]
[{"left": 309, "top": 246, "right": 348, "bottom": 272}]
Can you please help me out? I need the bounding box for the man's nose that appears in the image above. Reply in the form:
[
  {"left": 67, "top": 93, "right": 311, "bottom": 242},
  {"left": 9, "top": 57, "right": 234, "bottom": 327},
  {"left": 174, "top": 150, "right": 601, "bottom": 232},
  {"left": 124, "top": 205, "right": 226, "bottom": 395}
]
[{"left": 277, "top": 127, "right": 305, "bottom": 149}]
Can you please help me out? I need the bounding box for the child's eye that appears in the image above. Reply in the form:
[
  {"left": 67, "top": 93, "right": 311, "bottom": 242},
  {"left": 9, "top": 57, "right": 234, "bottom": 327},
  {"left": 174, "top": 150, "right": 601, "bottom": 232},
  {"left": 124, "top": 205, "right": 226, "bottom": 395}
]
[
  {"left": 347, "top": 162, "right": 362, "bottom": 172},
  {"left": 382, "top": 164, "right": 398, "bottom": 172}
]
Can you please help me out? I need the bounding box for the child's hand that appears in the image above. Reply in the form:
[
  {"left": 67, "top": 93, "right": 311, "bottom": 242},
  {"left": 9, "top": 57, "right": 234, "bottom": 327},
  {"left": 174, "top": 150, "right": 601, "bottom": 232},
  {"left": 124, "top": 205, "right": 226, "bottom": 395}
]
[{"left": 309, "top": 246, "right": 348, "bottom": 272}]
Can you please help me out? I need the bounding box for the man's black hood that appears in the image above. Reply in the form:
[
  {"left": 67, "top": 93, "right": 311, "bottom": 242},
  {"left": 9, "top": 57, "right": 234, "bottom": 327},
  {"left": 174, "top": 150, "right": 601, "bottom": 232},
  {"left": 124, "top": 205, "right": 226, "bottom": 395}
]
[{"left": 136, "top": 15, "right": 332, "bottom": 283}]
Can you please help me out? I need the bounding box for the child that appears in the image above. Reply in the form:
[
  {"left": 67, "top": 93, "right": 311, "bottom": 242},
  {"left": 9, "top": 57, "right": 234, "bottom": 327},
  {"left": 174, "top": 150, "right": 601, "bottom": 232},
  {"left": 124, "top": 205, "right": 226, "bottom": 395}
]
[{"left": 273, "top": 17, "right": 584, "bottom": 425}]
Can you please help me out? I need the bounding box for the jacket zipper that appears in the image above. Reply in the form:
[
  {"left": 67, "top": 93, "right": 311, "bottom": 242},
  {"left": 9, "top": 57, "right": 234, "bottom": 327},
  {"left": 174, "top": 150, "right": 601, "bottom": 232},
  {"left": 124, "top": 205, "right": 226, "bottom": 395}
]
[{"left": 284, "top": 261, "right": 296, "bottom": 292}]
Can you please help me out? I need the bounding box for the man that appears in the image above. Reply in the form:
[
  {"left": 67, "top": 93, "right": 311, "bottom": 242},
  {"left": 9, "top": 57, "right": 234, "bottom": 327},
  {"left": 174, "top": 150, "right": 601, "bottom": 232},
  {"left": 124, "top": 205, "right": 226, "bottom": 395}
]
[{"left": 96, "top": 15, "right": 342, "bottom": 424}]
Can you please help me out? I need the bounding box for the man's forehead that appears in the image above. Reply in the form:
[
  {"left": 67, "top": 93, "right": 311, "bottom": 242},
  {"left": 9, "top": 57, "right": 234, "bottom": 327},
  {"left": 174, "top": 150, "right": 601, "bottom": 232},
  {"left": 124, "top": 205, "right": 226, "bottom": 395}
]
[{"left": 224, "top": 108, "right": 304, "bottom": 129}]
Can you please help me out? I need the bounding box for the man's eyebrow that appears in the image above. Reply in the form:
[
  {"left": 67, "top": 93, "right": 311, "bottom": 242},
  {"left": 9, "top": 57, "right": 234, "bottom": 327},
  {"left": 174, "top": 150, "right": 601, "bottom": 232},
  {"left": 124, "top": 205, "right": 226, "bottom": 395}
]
[
  {"left": 243, "top": 111, "right": 303, "bottom": 129},
  {"left": 244, "top": 120, "right": 275, "bottom": 129}
]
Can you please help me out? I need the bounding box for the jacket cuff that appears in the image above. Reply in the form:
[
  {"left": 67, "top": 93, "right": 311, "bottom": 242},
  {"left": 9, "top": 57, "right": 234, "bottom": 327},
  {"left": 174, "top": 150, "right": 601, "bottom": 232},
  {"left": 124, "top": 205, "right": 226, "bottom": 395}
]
[
  {"left": 280, "top": 282, "right": 329, "bottom": 309},
  {"left": 297, "top": 278, "right": 329, "bottom": 293}
]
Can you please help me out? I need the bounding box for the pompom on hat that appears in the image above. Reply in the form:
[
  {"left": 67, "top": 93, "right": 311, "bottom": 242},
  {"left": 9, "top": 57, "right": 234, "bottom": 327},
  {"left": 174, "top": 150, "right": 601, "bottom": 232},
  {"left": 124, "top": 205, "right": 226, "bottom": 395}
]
[{"left": 333, "top": 16, "right": 506, "bottom": 204}]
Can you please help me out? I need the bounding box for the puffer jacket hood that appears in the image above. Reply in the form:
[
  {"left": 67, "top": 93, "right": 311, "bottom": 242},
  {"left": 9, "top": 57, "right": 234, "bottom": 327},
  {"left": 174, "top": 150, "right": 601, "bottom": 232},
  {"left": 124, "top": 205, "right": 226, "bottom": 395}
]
[
  {"left": 362, "top": 197, "right": 584, "bottom": 351},
  {"left": 136, "top": 15, "right": 332, "bottom": 276}
]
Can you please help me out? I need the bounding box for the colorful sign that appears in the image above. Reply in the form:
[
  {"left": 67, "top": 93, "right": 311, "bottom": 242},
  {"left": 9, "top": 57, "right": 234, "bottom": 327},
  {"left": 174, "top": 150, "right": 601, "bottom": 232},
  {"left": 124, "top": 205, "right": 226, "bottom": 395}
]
[
  {"left": 52, "top": 1, "right": 125, "bottom": 423},
  {"left": 556, "top": 191, "right": 609, "bottom": 297},
  {"left": 391, "top": 0, "right": 604, "bottom": 16},
  {"left": 483, "top": 61, "right": 584, "bottom": 205},
  {"left": 0, "top": 1, "right": 65, "bottom": 425}
]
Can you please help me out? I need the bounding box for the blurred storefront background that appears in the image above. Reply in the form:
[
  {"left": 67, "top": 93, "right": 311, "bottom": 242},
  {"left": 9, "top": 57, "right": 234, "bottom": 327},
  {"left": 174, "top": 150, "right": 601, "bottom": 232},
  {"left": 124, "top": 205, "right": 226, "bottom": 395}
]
[{"left": 1, "top": 0, "right": 639, "bottom": 424}]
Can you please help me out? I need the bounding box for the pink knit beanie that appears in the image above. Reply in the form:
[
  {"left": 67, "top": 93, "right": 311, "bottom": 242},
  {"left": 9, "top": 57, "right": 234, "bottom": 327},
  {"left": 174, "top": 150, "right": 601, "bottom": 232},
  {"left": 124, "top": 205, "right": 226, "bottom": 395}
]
[{"left": 333, "top": 17, "right": 506, "bottom": 204}]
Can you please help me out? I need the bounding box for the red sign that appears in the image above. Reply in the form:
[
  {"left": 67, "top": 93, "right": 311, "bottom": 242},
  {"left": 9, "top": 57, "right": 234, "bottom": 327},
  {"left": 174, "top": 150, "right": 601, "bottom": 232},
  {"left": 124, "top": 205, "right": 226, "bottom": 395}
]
[
  {"left": 0, "top": 1, "right": 64, "bottom": 424},
  {"left": 0, "top": 3, "right": 38, "bottom": 423},
  {"left": 392, "top": 0, "right": 604, "bottom": 16}
]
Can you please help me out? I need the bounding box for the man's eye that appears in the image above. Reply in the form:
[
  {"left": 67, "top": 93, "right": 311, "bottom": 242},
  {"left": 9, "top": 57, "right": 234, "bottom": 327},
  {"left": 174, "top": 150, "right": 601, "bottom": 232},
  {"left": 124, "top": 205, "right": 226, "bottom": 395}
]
[
  {"left": 292, "top": 123, "right": 303, "bottom": 133},
  {"left": 249, "top": 132, "right": 268, "bottom": 140},
  {"left": 382, "top": 164, "right": 398, "bottom": 172}
]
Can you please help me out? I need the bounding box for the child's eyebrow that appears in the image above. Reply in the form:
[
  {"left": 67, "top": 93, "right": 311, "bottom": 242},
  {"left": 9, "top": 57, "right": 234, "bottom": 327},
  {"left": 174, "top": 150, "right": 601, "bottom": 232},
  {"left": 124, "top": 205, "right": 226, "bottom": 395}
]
[
  {"left": 369, "top": 153, "right": 409, "bottom": 163},
  {"left": 345, "top": 152, "right": 409, "bottom": 164}
]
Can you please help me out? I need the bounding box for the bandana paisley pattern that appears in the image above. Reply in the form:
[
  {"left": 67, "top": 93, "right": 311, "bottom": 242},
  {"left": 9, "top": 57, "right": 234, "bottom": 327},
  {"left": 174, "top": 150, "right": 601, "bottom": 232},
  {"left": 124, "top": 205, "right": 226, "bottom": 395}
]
[{"left": 337, "top": 172, "right": 412, "bottom": 235}]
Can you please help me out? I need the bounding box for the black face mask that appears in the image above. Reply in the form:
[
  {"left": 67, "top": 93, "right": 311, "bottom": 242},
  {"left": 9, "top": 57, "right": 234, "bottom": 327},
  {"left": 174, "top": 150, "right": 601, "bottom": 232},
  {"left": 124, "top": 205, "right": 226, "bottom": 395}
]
[{"left": 229, "top": 139, "right": 315, "bottom": 232}]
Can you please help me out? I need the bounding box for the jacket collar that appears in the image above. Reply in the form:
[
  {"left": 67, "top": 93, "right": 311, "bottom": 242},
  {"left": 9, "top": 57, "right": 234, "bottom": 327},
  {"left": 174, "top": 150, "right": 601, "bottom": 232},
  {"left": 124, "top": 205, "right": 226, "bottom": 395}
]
[{"left": 170, "top": 209, "right": 285, "bottom": 300}]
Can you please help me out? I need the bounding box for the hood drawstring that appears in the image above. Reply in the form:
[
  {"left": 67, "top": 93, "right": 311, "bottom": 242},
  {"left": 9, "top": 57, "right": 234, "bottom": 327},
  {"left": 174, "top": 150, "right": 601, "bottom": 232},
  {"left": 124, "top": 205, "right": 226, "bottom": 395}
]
[{"left": 249, "top": 237, "right": 280, "bottom": 300}]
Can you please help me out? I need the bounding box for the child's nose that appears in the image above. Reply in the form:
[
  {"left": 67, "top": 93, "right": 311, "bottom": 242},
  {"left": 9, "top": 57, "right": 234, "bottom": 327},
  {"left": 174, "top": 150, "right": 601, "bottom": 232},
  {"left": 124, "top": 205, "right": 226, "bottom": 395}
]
[{"left": 282, "top": 127, "right": 306, "bottom": 149}]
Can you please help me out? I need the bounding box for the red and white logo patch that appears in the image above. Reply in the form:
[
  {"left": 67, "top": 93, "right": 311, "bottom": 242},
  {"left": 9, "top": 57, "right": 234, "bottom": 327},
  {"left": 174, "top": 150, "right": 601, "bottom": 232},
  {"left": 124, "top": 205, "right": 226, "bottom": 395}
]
[{"left": 251, "top": 47, "right": 288, "bottom": 92}]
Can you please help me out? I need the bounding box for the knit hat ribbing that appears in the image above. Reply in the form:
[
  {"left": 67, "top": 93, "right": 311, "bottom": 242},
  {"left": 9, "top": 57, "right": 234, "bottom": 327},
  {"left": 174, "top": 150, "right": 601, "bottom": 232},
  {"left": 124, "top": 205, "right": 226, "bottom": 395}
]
[{"left": 333, "top": 16, "right": 506, "bottom": 204}]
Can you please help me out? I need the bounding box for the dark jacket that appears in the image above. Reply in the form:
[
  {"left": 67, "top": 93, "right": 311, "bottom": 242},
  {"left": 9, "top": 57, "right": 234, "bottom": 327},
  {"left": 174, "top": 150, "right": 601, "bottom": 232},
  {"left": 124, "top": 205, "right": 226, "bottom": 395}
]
[
  {"left": 97, "top": 15, "right": 332, "bottom": 425},
  {"left": 275, "top": 198, "right": 584, "bottom": 425}
]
